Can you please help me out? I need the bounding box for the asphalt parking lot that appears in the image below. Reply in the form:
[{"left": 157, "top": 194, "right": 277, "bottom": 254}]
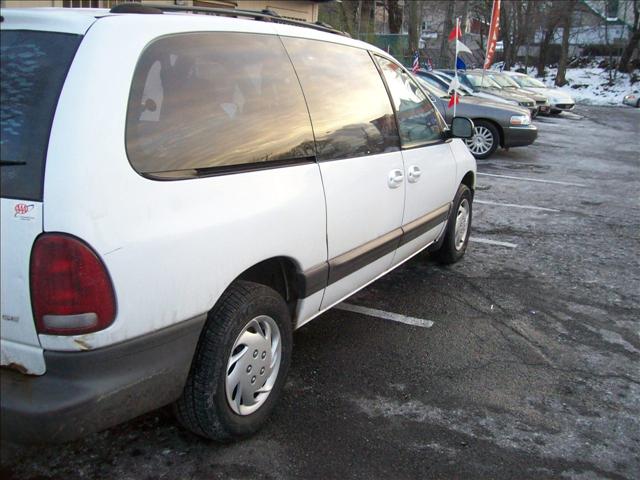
[{"left": 2, "top": 105, "right": 639, "bottom": 480}]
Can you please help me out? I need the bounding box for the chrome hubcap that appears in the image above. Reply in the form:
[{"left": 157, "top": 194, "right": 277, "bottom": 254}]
[
  {"left": 225, "top": 315, "right": 281, "bottom": 416},
  {"left": 454, "top": 199, "right": 470, "bottom": 250},
  {"left": 465, "top": 126, "right": 494, "bottom": 155}
]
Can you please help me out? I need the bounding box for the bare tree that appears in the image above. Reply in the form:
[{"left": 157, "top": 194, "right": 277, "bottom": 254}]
[
  {"left": 318, "top": 0, "right": 360, "bottom": 35},
  {"left": 408, "top": 0, "right": 421, "bottom": 52},
  {"left": 555, "top": 0, "right": 578, "bottom": 86},
  {"left": 359, "top": 0, "right": 375, "bottom": 41},
  {"left": 500, "top": 0, "right": 514, "bottom": 68},
  {"left": 618, "top": 0, "right": 640, "bottom": 73},
  {"left": 387, "top": 0, "right": 404, "bottom": 34},
  {"left": 521, "top": 0, "right": 540, "bottom": 73},
  {"left": 438, "top": 0, "right": 455, "bottom": 67},
  {"left": 536, "top": 2, "right": 564, "bottom": 77}
]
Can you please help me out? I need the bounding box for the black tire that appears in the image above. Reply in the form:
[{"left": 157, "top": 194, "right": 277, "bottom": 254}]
[
  {"left": 465, "top": 120, "right": 500, "bottom": 159},
  {"left": 550, "top": 109, "right": 562, "bottom": 116},
  {"left": 435, "top": 184, "right": 473, "bottom": 265},
  {"left": 175, "top": 281, "right": 292, "bottom": 442},
  {"left": 636, "top": 99, "right": 640, "bottom": 108}
]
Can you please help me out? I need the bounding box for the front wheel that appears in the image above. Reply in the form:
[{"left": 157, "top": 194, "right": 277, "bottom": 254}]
[
  {"left": 434, "top": 184, "right": 473, "bottom": 264},
  {"left": 464, "top": 120, "right": 499, "bottom": 159},
  {"left": 175, "top": 281, "right": 292, "bottom": 442}
]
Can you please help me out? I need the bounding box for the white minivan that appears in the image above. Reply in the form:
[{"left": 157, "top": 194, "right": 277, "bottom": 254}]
[{"left": 0, "top": 3, "right": 476, "bottom": 443}]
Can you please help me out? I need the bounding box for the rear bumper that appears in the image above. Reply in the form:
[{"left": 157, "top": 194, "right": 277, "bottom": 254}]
[
  {"left": 503, "top": 125, "right": 538, "bottom": 148},
  {"left": 1, "top": 314, "right": 206, "bottom": 444}
]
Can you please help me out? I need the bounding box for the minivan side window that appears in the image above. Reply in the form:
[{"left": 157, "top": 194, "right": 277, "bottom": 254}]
[
  {"left": 375, "top": 56, "right": 444, "bottom": 148},
  {"left": 126, "top": 33, "right": 315, "bottom": 178},
  {"left": 282, "top": 37, "right": 399, "bottom": 161}
]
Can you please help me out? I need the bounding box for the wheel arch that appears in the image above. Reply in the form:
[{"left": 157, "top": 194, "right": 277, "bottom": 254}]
[
  {"left": 461, "top": 170, "right": 476, "bottom": 196},
  {"left": 236, "top": 256, "right": 302, "bottom": 321},
  {"left": 473, "top": 118, "right": 505, "bottom": 147}
]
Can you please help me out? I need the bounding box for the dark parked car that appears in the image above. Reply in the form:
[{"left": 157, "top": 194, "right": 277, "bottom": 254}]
[{"left": 415, "top": 76, "right": 538, "bottom": 159}]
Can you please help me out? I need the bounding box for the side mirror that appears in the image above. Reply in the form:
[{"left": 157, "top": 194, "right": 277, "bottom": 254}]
[{"left": 451, "top": 117, "right": 474, "bottom": 139}]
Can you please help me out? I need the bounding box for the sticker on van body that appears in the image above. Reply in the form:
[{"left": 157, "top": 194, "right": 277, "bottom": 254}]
[{"left": 13, "top": 202, "right": 35, "bottom": 221}]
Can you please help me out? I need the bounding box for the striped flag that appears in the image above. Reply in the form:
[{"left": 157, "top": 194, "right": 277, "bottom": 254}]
[
  {"left": 484, "top": 0, "right": 501, "bottom": 69},
  {"left": 411, "top": 51, "right": 420, "bottom": 73},
  {"left": 448, "top": 91, "right": 460, "bottom": 108},
  {"left": 457, "top": 40, "right": 472, "bottom": 55},
  {"left": 448, "top": 24, "right": 462, "bottom": 41}
]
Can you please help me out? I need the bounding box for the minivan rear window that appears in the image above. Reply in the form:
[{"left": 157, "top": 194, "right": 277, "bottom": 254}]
[
  {"left": 126, "top": 32, "right": 315, "bottom": 178},
  {"left": 0, "top": 31, "right": 82, "bottom": 201}
]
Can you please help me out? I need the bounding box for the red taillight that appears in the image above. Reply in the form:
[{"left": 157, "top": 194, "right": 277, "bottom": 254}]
[{"left": 30, "top": 234, "right": 116, "bottom": 335}]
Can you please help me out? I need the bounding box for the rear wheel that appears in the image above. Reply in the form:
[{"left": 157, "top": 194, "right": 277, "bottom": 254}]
[
  {"left": 175, "top": 281, "right": 292, "bottom": 441},
  {"left": 435, "top": 184, "right": 473, "bottom": 264},
  {"left": 465, "top": 120, "right": 499, "bottom": 159}
]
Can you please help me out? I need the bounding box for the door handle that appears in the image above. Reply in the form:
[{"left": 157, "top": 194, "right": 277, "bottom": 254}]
[
  {"left": 408, "top": 165, "right": 422, "bottom": 183},
  {"left": 388, "top": 169, "right": 404, "bottom": 188}
]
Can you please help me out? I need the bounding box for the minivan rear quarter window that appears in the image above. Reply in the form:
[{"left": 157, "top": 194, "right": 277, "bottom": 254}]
[
  {"left": 0, "top": 31, "right": 82, "bottom": 201},
  {"left": 126, "top": 32, "right": 315, "bottom": 178}
]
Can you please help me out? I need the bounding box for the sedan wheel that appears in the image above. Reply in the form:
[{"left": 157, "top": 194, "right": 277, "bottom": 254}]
[{"left": 465, "top": 120, "right": 499, "bottom": 159}]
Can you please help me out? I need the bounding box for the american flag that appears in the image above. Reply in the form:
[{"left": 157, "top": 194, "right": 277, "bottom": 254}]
[
  {"left": 411, "top": 51, "right": 420, "bottom": 73},
  {"left": 426, "top": 58, "right": 433, "bottom": 71}
]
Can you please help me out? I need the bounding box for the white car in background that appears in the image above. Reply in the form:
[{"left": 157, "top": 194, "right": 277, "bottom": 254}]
[
  {"left": 503, "top": 71, "right": 576, "bottom": 115},
  {"left": 622, "top": 92, "right": 639, "bottom": 107}
]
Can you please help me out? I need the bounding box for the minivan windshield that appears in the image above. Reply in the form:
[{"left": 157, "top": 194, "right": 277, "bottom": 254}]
[{"left": 0, "top": 31, "right": 81, "bottom": 200}]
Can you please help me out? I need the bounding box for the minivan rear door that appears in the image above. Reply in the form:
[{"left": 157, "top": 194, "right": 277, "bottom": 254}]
[{"left": 0, "top": 24, "right": 84, "bottom": 374}]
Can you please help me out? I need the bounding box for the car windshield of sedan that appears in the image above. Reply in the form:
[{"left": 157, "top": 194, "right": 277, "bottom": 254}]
[
  {"left": 513, "top": 75, "right": 546, "bottom": 88},
  {"left": 488, "top": 73, "right": 520, "bottom": 88},
  {"left": 466, "top": 73, "right": 502, "bottom": 89},
  {"left": 433, "top": 73, "right": 474, "bottom": 95}
]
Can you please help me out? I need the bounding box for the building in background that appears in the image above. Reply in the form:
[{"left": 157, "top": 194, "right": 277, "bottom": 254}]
[{"left": 0, "top": 0, "right": 330, "bottom": 23}]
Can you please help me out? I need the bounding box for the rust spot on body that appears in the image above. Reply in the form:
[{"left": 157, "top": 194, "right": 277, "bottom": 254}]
[{"left": 74, "top": 338, "right": 91, "bottom": 351}]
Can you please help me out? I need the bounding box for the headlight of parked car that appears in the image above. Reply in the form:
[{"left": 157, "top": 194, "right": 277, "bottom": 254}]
[{"left": 510, "top": 114, "right": 531, "bottom": 126}]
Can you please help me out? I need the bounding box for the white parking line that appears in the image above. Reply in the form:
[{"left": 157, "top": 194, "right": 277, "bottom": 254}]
[
  {"left": 474, "top": 199, "right": 560, "bottom": 213},
  {"left": 477, "top": 172, "right": 586, "bottom": 188},
  {"left": 335, "top": 303, "right": 434, "bottom": 328},
  {"left": 469, "top": 237, "right": 518, "bottom": 248}
]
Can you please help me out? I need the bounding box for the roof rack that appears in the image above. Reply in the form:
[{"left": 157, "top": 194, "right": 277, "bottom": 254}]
[{"left": 110, "top": 2, "right": 349, "bottom": 37}]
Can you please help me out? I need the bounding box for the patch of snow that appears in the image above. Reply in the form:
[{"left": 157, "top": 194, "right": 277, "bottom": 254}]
[{"left": 515, "top": 60, "right": 639, "bottom": 106}]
